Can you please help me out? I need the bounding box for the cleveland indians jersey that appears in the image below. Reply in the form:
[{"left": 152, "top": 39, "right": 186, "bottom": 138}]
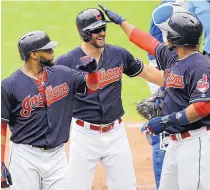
[
  {"left": 55, "top": 44, "right": 143, "bottom": 124},
  {"left": 1, "top": 65, "right": 85, "bottom": 149},
  {"left": 156, "top": 44, "right": 210, "bottom": 132}
]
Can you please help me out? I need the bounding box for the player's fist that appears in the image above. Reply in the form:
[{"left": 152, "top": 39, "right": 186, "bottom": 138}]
[
  {"left": 1, "top": 162, "right": 12, "bottom": 188},
  {"left": 143, "top": 116, "right": 166, "bottom": 135},
  {"left": 76, "top": 56, "right": 97, "bottom": 73},
  {"left": 98, "top": 4, "right": 125, "bottom": 25}
]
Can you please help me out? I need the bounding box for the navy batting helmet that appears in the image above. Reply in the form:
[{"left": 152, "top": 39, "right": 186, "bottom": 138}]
[
  {"left": 18, "top": 30, "right": 58, "bottom": 61},
  {"left": 76, "top": 8, "right": 110, "bottom": 42},
  {"left": 167, "top": 12, "right": 203, "bottom": 47}
]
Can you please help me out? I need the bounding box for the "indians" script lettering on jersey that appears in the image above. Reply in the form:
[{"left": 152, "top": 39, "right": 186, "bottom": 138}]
[
  {"left": 99, "top": 66, "right": 123, "bottom": 89},
  {"left": 164, "top": 69, "right": 184, "bottom": 88},
  {"left": 20, "top": 83, "right": 69, "bottom": 117}
]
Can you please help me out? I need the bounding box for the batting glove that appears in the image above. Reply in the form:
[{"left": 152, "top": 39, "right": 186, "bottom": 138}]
[
  {"left": 143, "top": 116, "right": 171, "bottom": 135},
  {"left": 1, "top": 162, "right": 12, "bottom": 188},
  {"left": 76, "top": 56, "right": 97, "bottom": 73},
  {"left": 98, "top": 4, "right": 125, "bottom": 25}
]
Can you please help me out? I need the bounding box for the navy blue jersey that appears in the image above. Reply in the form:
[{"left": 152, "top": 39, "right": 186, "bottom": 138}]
[
  {"left": 55, "top": 44, "right": 143, "bottom": 124},
  {"left": 1, "top": 65, "right": 84, "bottom": 149},
  {"left": 156, "top": 44, "right": 210, "bottom": 131}
]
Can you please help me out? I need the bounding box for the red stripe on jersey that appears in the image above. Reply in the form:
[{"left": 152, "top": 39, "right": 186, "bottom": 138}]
[{"left": 35, "top": 70, "right": 47, "bottom": 104}]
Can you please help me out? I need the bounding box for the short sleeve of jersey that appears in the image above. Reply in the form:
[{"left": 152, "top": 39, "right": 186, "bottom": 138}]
[
  {"left": 155, "top": 44, "right": 177, "bottom": 70},
  {"left": 55, "top": 52, "right": 76, "bottom": 69},
  {"left": 122, "top": 48, "right": 144, "bottom": 77},
  {"left": 188, "top": 69, "right": 210, "bottom": 103},
  {"left": 68, "top": 68, "right": 86, "bottom": 95},
  {"left": 1, "top": 84, "right": 12, "bottom": 122}
]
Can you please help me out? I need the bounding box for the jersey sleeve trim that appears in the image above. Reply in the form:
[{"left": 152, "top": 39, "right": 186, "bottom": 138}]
[
  {"left": 76, "top": 88, "right": 87, "bottom": 96},
  {"left": 190, "top": 98, "right": 210, "bottom": 103},
  {"left": 1, "top": 118, "right": 9, "bottom": 123},
  {"left": 127, "top": 62, "right": 144, "bottom": 77},
  {"left": 155, "top": 44, "right": 164, "bottom": 70}
]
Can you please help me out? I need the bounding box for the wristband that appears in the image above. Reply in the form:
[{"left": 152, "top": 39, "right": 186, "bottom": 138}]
[
  {"left": 168, "top": 110, "right": 190, "bottom": 126},
  {"left": 87, "top": 72, "right": 99, "bottom": 85}
]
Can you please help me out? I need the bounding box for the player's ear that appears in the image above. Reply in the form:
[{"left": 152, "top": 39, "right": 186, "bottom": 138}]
[{"left": 30, "top": 51, "right": 39, "bottom": 60}]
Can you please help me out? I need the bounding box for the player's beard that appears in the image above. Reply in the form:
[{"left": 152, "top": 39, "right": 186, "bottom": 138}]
[
  {"left": 90, "top": 35, "right": 105, "bottom": 49},
  {"left": 167, "top": 42, "right": 175, "bottom": 51},
  {"left": 39, "top": 56, "right": 54, "bottom": 67}
]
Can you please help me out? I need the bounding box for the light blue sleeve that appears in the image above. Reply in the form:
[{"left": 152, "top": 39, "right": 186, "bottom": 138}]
[{"left": 187, "top": 0, "right": 210, "bottom": 54}]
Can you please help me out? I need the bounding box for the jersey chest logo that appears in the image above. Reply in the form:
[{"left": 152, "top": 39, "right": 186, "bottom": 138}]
[
  {"left": 20, "top": 82, "right": 69, "bottom": 117},
  {"left": 164, "top": 69, "right": 184, "bottom": 88},
  {"left": 99, "top": 65, "right": 123, "bottom": 89},
  {"left": 196, "top": 74, "right": 209, "bottom": 93}
]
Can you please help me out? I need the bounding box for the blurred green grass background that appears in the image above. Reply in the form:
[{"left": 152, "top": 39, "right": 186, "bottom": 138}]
[{"left": 1, "top": 1, "right": 159, "bottom": 121}]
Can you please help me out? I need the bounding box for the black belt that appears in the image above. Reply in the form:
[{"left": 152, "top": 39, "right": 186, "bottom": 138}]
[{"left": 32, "top": 144, "right": 63, "bottom": 151}]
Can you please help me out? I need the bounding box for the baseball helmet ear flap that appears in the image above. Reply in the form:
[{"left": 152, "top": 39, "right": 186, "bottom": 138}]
[
  {"left": 18, "top": 41, "right": 26, "bottom": 60},
  {"left": 80, "top": 30, "right": 92, "bottom": 42}
]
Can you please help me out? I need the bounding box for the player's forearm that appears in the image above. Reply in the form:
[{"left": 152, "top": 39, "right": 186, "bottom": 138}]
[
  {"left": 120, "top": 21, "right": 135, "bottom": 37},
  {"left": 139, "top": 64, "right": 164, "bottom": 86},
  {"left": 168, "top": 102, "right": 210, "bottom": 126},
  {"left": 185, "top": 104, "right": 203, "bottom": 123},
  {"left": 181, "top": 102, "right": 210, "bottom": 124},
  {"left": 1, "top": 121, "right": 7, "bottom": 162}
]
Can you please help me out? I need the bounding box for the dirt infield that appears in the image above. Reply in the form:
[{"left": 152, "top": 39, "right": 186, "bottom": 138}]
[{"left": 4, "top": 123, "right": 155, "bottom": 190}]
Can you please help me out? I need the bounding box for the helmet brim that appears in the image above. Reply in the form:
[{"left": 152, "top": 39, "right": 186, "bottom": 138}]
[
  {"left": 36, "top": 41, "right": 59, "bottom": 50},
  {"left": 82, "top": 20, "right": 110, "bottom": 31}
]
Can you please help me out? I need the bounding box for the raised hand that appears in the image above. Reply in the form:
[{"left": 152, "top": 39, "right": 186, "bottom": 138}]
[
  {"left": 98, "top": 4, "right": 125, "bottom": 25},
  {"left": 76, "top": 56, "right": 97, "bottom": 73},
  {"left": 1, "top": 162, "right": 12, "bottom": 188}
]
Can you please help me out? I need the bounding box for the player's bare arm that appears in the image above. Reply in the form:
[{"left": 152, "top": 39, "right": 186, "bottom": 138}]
[
  {"left": 98, "top": 4, "right": 160, "bottom": 57},
  {"left": 139, "top": 64, "right": 164, "bottom": 87},
  {"left": 98, "top": 4, "right": 164, "bottom": 86}
]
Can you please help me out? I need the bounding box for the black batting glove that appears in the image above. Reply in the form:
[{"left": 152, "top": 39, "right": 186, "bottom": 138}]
[
  {"left": 1, "top": 162, "right": 12, "bottom": 188},
  {"left": 76, "top": 56, "right": 97, "bottom": 73},
  {"left": 98, "top": 4, "right": 125, "bottom": 25}
]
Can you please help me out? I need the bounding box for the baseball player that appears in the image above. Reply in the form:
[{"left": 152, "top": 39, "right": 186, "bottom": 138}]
[
  {"left": 99, "top": 4, "right": 210, "bottom": 190},
  {"left": 55, "top": 8, "right": 164, "bottom": 190},
  {"left": 146, "top": 1, "right": 188, "bottom": 189},
  {"left": 1, "top": 30, "right": 99, "bottom": 189},
  {"left": 187, "top": 0, "right": 210, "bottom": 63}
]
